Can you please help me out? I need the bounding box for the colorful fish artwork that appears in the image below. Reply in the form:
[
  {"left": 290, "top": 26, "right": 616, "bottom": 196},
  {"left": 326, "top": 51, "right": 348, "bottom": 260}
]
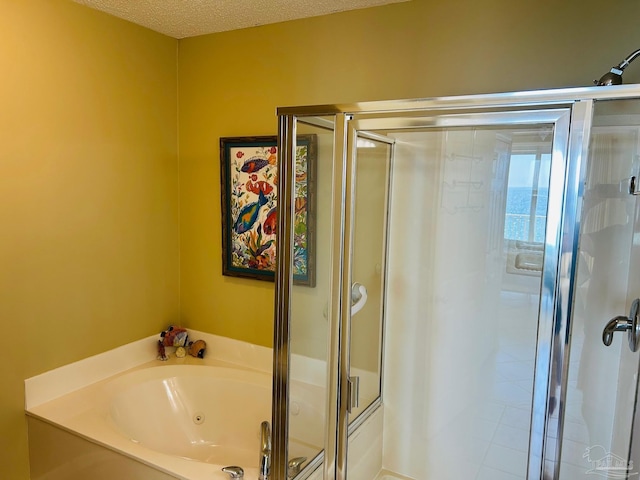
[
  {"left": 263, "top": 208, "right": 277, "bottom": 235},
  {"left": 233, "top": 191, "right": 268, "bottom": 234},
  {"left": 241, "top": 156, "right": 269, "bottom": 173},
  {"left": 222, "top": 136, "right": 314, "bottom": 285}
]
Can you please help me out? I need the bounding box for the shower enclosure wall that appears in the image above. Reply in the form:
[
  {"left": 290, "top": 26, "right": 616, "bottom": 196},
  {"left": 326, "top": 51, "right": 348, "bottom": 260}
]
[{"left": 272, "top": 86, "right": 640, "bottom": 480}]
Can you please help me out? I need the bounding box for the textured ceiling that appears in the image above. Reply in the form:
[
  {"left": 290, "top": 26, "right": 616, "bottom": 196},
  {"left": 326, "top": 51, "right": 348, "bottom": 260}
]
[{"left": 74, "top": 0, "right": 410, "bottom": 39}]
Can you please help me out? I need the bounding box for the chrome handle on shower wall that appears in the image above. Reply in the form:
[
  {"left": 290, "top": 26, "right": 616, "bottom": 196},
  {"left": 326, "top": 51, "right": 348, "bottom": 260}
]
[{"left": 602, "top": 298, "right": 640, "bottom": 352}]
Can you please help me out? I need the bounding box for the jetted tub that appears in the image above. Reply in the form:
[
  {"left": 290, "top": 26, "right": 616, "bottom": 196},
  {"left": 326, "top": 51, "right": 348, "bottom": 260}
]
[
  {"left": 27, "top": 361, "right": 309, "bottom": 480},
  {"left": 109, "top": 365, "right": 271, "bottom": 467},
  {"left": 25, "top": 332, "right": 384, "bottom": 480}
]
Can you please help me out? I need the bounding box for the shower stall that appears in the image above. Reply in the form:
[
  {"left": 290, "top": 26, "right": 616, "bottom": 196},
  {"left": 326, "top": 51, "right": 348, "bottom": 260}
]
[{"left": 272, "top": 86, "right": 640, "bottom": 480}]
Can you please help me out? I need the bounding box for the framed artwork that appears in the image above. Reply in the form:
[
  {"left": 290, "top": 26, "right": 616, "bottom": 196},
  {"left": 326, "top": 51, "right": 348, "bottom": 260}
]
[{"left": 220, "top": 135, "right": 316, "bottom": 286}]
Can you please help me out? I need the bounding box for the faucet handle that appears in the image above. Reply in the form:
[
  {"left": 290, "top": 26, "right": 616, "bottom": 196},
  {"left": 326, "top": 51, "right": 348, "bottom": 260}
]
[
  {"left": 287, "top": 457, "right": 307, "bottom": 478},
  {"left": 259, "top": 421, "right": 272, "bottom": 480},
  {"left": 222, "top": 466, "right": 244, "bottom": 479}
]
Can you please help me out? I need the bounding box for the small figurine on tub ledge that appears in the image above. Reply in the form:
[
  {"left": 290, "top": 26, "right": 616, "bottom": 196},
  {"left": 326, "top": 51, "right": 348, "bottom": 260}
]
[
  {"left": 188, "top": 339, "right": 207, "bottom": 359},
  {"left": 157, "top": 325, "right": 189, "bottom": 361}
]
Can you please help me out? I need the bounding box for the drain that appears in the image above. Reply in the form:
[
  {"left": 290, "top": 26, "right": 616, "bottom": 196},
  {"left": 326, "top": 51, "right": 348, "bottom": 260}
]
[{"left": 193, "top": 412, "right": 205, "bottom": 425}]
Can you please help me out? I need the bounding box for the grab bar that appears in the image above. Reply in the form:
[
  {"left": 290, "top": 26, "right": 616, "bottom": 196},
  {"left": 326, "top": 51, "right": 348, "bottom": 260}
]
[
  {"left": 321, "top": 282, "right": 368, "bottom": 319},
  {"left": 351, "top": 283, "right": 368, "bottom": 316}
]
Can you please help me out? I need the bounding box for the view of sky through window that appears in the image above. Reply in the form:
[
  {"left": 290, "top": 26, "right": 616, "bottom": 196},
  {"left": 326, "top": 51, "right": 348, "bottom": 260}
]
[{"left": 504, "top": 153, "right": 551, "bottom": 242}]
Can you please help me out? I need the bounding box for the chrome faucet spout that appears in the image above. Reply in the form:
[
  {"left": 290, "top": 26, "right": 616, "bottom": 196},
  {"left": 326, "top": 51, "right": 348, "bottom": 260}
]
[{"left": 259, "top": 421, "right": 271, "bottom": 480}]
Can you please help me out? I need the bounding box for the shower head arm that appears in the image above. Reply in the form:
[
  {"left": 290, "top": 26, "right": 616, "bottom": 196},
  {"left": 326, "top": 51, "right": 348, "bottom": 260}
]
[
  {"left": 595, "top": 48, "right": 640, "bottom": 86},
  {"left": 617, "top": 48, "right": 640, "bottom": 71}
]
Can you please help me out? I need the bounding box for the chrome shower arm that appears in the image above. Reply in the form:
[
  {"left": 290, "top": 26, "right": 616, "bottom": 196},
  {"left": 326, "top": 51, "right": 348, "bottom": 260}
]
[
  {"left": 595, "top": 47, "right": 640, "bottom": 86},
  {"left": 617, "top": 48, "right": 640, "bottom": 71}
]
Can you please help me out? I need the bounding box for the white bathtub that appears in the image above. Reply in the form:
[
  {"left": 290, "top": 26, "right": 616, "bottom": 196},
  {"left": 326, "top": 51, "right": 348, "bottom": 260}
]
[
  {"left": 28, "top": 360, "right": 283, "bottom": 480},
  {"left": 24, "top": 333, "right": 355, "bottom": 480}
]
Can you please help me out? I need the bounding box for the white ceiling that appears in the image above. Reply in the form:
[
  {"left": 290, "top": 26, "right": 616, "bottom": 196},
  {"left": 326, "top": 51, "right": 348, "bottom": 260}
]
[{"left": 74, "top": 0, "right": 410, "bottom": 39}]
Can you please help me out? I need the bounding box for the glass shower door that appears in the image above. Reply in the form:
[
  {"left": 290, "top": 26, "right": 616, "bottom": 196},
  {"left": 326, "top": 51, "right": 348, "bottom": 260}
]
[
  {"left": 559, "top": 99, "right": 640, "bottom": 479},
  {"left": 275, "top": 116, "right": 337, "bottom": 480},
  {"left": 382, "top": 127, "right": 549, "bottom": 480},
  {"left": 345, "top": 133, "right": 392, "bottom": 480},
  {"left": 339, "top": 107, "right": 575, "bottom": 480}
]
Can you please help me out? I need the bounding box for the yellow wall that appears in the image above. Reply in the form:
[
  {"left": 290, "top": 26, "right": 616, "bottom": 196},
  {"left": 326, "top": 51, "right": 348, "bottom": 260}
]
[
  {"left": 178, "top": 0, "right": 640, "bottom": 346},
  {"left": 1, "top": 1, "right": 178, "bottom": 478}
]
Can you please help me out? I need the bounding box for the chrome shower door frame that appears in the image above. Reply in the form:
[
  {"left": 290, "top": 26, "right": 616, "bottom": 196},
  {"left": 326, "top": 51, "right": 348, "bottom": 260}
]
[
  {"left": 346, "top": 106, "right": 577, "bottom": 480},
  {"left": 273, "top": 85, "right": 640, "bottom": 480}
]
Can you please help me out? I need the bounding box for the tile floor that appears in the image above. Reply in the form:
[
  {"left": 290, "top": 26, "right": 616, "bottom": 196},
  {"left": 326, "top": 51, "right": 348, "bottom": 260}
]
[{"left": 478, "top": 290, "right": 538, "bottom": 480}]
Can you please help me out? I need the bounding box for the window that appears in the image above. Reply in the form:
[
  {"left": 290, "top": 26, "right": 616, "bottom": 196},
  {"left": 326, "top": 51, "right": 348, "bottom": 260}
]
[{"left": 504, "top": 149, "right": 551, "bottom": 243}]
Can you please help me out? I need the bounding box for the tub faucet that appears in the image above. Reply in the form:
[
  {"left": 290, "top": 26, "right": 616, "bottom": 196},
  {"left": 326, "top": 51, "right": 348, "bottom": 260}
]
[{"left": 259, "top": 421, "right": 271, "bottom": 480}]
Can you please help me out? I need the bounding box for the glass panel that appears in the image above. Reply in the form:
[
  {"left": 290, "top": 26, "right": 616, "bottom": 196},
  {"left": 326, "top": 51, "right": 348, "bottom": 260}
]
[
  {"left": 288, "top": 117, "right": 335, "bottom": 477},
  {"left": 348, "top": 135, "right": 390, "bottom": 421},
  {"left": 343, "top": 135, "right": 391, "bottom": 480},
  {"left": 371, "top": 125, "right": 553, "bottom": 480},
  {"left": 560, "top": 100, "right": 640, "bottom": 479}
]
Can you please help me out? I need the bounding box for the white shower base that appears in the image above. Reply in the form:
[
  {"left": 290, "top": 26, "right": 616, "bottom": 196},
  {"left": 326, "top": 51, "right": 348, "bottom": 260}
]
[{"left": 374, "top": 470, "right": 416, "bottom": 480}]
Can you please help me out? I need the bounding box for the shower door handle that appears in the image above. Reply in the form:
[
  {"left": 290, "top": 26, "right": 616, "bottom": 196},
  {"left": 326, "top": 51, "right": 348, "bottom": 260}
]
[
  {"left": 347, "top": 376, "right": 360, "bottom": 413},
  {"left": 602, "top": 298, "right": 640, "bottom": 352}
]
